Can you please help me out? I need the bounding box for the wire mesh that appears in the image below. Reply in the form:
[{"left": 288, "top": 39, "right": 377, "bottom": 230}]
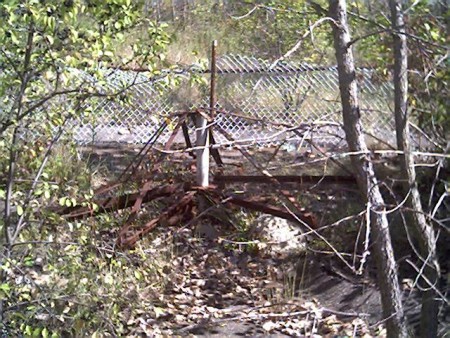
[{"left": 70, "top": 54, "right": 396, "bottom": 148}]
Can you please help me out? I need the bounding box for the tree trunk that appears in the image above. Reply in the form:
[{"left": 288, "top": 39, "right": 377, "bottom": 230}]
[
  {"left": 328, "top": 0, "right": 409, "bottom": 336},
  {"left": 171, "top": 0, "right": 176, "bottom": 20},
  {"left": 389, "top": 1, "right": 441, "bottom": 337}
]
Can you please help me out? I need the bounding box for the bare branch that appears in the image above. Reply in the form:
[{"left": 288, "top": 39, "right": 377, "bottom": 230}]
[
  {"left": 268, "top": 17, "right": 336, "bottom": 69},
  {"left": 230, "top": 5, "right": 259, "bottom": 20},
  {"left": 406, "top": 258, "right": 448, "bottom": 305},
  {"left": 11, "top": 121, "right": 68, "bottom": 243}
]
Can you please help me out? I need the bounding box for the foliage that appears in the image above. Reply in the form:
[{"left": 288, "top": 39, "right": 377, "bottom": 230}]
[
  {"left": 152, "top": 0, "right": 333, "bottom": 64},
  {"left": 407, "top": 3, "right": 449, "bottom": 140},
  {"left": 0, "top": 0, "right": 170, "bottom": 335},
  {"left": 0, "top": 0, "right": 169, "bottom": 131},
  {"left": 2, "top": 212, "right": 173, "bottom": 336},
  {"left": 344, "top": 1, "right": 448, "bottom": 142}
]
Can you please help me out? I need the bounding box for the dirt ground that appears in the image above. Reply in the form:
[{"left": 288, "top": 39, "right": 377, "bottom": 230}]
[{"left": 78, "top": 143, "right": 449, "bottom": 337}]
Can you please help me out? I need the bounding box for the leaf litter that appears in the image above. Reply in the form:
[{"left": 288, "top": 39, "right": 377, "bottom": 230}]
[{"left": 125, "top": 217, "right": 378, "bottom": 337}]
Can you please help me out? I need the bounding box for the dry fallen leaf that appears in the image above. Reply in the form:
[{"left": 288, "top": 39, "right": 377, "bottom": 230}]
[{"left": 262, "top": 321, "right": 278, "bottom": 332}]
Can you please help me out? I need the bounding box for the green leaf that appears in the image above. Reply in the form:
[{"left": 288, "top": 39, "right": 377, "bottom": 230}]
[
  {"left": 0, "top": 283, "right": 11, "bottom": 292},
  {"left": 17, "top": 205, "right": 24, "bottom": 216},
  {"left": 25, "top": 325, "right": 33, "bottom": 335},
  {"left": 32, "top": 327, "right": 41, "bottom": 337},
  {"left": 430, "top": 30, "right": 439, "bottom": 41},
  {"left": 59, "top": 197, "right": 66, "bottom": 206},
  {"left": 10, "top": 31, "right": 20, "bottom": 45},
  {"left": 134, "top": 270, "right": 142, "bottom": 280},
  {"left": 24, "top": 257, "right": 34, "bottom": 267}
]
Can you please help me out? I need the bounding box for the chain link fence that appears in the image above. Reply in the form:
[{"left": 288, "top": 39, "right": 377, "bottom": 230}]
[{"left": 69, "top": 54, "right": 396, "bottom": 149}]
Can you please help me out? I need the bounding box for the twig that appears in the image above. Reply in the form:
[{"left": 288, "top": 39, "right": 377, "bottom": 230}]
[
  {"left": 230, "top": 5, "right": 259, "bottom": 20},
  {"left": 12, "top": 121, "right": 67, "bottom": 242},
  {"left": 280, "top": 201, "right": 356, "bottom": 273},
  {"left": 431, "top": 190, "right": 448, "bottom": 219},
  {"left": 406, "top": 258, "right": 448, "bottom": 305}
]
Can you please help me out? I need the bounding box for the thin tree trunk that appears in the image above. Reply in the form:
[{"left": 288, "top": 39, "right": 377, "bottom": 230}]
[
  {"left": 389, "top": 1, "right": 441, "bottom": 337},
  {"left": 155, "top": 0, "right": 161, "bottom": 21},
  {"left": 171, "top": 0, "right": 176, "bottom": 20},
  {"left": 328, "top": 1, "right": 409, "bottom": 336}
]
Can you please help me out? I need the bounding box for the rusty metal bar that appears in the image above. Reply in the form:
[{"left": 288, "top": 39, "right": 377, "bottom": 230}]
[
  {"left": 209, "top": 130, "right": 224, "bottom": 167},
  {"left": 213, "top": 175, "right": 357, "bottom": 185},
  {"left": 117, "top": 191, "right": 196, "bottom": 248},
  {"left": 181, "top": 121, "right": 195, "bottom": 158},
  {"left": 210, "top": 40, "right": 217, "bottom": 119}
]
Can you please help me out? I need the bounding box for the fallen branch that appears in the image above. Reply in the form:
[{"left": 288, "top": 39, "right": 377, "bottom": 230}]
[
  {"left": 60, "top": 183, "right": 189, "bottom": 220},
  {"left": 226, "top": 196, "right": 317, "bottom": 227}
]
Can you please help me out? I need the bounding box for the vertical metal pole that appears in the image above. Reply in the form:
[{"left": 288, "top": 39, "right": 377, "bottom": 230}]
[
  {"left": 210, "top": 40, "right": 217, "bottom": 120},
  {"left": 196, "top": 40, "right": 217, "bottom": 187}
]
